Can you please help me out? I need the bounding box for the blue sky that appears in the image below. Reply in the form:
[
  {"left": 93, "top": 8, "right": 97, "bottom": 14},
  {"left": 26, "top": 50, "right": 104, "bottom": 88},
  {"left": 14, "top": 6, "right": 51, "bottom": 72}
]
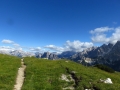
[{"left": 0, "top": 0, "right": 120, "bottom": 53}]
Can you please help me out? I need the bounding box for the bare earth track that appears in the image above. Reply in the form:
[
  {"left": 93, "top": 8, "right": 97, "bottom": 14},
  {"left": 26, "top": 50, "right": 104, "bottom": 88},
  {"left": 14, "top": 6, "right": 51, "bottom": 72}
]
[{"left": 14, "top": 59, "right": 26, "bottom": 90}]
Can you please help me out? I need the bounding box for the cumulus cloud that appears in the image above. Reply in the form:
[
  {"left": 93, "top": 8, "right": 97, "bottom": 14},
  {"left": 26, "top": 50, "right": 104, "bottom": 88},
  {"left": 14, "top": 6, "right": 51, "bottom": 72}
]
[
  {"left": 2, "top": 39, "right": 20, "bottom": 46},
  {"left": 1, "top": 39, "right": 23, "bottom": 51},
  {"left": 91, "top": 34, "right": 109, "bottom": 43},
  {"left": 0, "top": 46, "right": 23, "bottom": 52},
  {"left": 90, "top": 27, "right": 120, "bottom": 44},
  {"left": 2, "top": 39, "right": 14, "bottom": 44},
  {"left": 0, "top": 46, "right": 15, "bottom": 54},
  {"left": 45, "top": 40, "right": 94, "bottom": 52},
  {"left": 1, "top": 39, "right": 45, "bottom": 53},
  {"left": 0, "top": 46, "right": 14, "bottom": 51},
  {"left": 29, "top": 47, "right": 43, "bottom": 52},
  {"left": 64, "top": 40, "right": 93, "bottom": 52},
  {"left": 90, "top": 27, "right": 114, "bottom": 34},
  {"left": 13, "top": 43, "right": 20, "bottom": 47},
  {"left": 45, "top": 45, "right": 64, "bottom": 52}
]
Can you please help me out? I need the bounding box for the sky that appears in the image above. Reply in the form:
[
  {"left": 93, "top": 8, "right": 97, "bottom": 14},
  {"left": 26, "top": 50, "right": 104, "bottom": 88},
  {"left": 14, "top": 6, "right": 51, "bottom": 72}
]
[{"left": 0, "top": 0, "right": 120, "bottom": 53}]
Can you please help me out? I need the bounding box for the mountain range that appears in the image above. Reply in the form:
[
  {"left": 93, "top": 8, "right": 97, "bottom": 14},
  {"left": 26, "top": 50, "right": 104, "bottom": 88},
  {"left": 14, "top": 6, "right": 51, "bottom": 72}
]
[
  {"left": 1, "top": 41, "right": 120, "bottom": 71},
  {"left": 70, "top": 41, "right": 120, "bottom": 71}
]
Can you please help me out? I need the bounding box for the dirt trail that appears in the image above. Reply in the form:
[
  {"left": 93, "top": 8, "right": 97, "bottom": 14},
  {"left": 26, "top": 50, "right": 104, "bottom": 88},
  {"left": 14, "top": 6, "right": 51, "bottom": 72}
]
[{"left": 13, "top": 59, "right": 26, "bottom": 90}]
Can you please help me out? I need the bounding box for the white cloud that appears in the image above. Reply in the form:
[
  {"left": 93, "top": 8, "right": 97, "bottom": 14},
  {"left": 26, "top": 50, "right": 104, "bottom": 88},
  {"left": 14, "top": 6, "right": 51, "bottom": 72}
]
[
  {"left": 1, "top": 39, "right": 94, "bottom": 53},
  {"left": 16, "top": 47, "right": 23, "bottom": 50},
  {"left": 109, "top": 27, "right": 120, "bottom": 44},
  {"left": 90, "top": 27, "right": 114, "bottom": 34},
  {"left": 45, "top": 45, "right": 64, "bottom": 52},
  {"left": 29, "top": 47, "right": 43, "bottom": 52},
  {"left": 13, "top": 43, "right": 20, "bottom": 47},
  {"left": 0, "top": 46, "right": 14, "bottom": 51},
  {"left": 90, "top": 27, "right": 120, "bottom": 44},
  {"left": 0, "top": 46, "right": 23, "bottom": 51},
  {"left": 0, "top": 46, "right": 14, "bottom": 54},
  {"left": 1, "top": 39, "right": 44, "bottom": 53},
  {"left": 91, "top": 34, "right": 109, "bottom": 43},
  {"left": 1, "top": 39, "right": 23, "bottom": 51},
  {"left": 45, "top": 40, "right": 94, "bottom": 52},
  {"left": 64, "top": 40, "right": 93, "bottom": 52},
  {"left": 1, "top": 39, "right": 20, "bottom": 46},
  {"left": 2, "top": 39, "right": 14, "bottom": 44}
]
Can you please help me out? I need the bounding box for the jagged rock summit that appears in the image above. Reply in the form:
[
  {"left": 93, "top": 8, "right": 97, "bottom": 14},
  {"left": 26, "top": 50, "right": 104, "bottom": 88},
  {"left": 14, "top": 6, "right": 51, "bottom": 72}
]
[
  {"left": 71, "top": 41, "right": 120, "bottom": 71},
  {"left": 41, "top": 52, "right": 58, "bottom": 60}
]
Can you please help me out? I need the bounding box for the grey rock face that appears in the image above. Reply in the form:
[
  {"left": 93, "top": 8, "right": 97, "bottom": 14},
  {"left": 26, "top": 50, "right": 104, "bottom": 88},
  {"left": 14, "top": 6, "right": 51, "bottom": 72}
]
[
  {"left": 104, "top": 41, "right": 120, "bottom": 61},
  {"left": 49, "top": 53, "right": 58, "bottom": 60},
  {"left": 35, "top": 52, "right": 42, "bottom": 58},
  {"left": 70, "top": 41, "right": 120, "bottom": 71},
  {"left": 71, "top": 43, "right": 114, "bottom": 61},
  {"left": 58, "top": 51, "right": 76, "bottom": 59},
  {"left": 41, "top": 52, "right": 58, "bottom": 60},
  {"left": 41, "top": 52, "right": 50, "bottom": 58}
]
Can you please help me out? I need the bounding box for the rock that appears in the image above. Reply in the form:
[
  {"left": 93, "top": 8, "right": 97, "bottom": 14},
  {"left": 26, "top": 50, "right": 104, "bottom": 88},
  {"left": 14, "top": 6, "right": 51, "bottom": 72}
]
[
  {"left": 70, "top": 41, "right": 120, "bottom": 71},
  {"left": 60, "top": 74, "right": 74, "bottom": 82},
  {"left": 41, "top": 52, "right": 58, "bottom": 60},
  {"left": 60, "top": 74, "right": 70, "bottom": 82},
  {"left": 104, "top": 78, "right": 113, "bottom": 84},
  {"left": 71, "top": 71, "right": 76, "bottom": 74},
  {"left": 41, "top": 52, "right": 50, "bottom": 58},
  {"left": 63, "top": 86, "right": 75, "bottom": 90},
  {"left": 58, "top": 51, "right": 76, "bottom": 59},
  {"left": 100, "top": 78, "right": 113, "bottom": 84},
  {"left": 49, "top": 53, "right": 58, "bottom": 60}
]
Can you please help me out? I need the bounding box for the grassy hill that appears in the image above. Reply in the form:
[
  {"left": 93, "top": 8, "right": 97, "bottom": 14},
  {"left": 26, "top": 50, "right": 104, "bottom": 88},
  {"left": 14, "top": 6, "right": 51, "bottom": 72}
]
[
  {"left": 0, "top": 54, "right": 120, "bottom": 90},
  {"left": 22, "top": 57, "right": 120, "bottom": 90},
  {"left": 0, "top": 54, "right": 21, "bottom": 90}
]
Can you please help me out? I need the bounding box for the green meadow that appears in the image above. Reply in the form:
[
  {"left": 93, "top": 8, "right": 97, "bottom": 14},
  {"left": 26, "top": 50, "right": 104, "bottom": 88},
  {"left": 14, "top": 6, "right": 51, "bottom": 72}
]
[
  {"left": 22, "top": 57, "right": 120, "bottom": 90},
  {"left": 0, "top": 54, "right": 21, "bottom": 90},
  {"left": 0, "top": 54, "right": 120, "bottom": 90}
]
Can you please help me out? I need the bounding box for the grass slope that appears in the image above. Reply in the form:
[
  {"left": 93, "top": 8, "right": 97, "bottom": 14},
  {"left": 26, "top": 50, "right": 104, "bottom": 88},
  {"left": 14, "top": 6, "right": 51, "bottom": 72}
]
[
  {"left": 0, "top": 54, "right": 21, "bottom": 90},
  {"left": 22, "top": 57, "right": 120, "bottom": 90}
]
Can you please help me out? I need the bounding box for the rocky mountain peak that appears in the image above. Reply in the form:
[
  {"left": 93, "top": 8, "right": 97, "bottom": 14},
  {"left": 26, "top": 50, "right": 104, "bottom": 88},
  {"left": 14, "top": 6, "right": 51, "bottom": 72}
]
[
  {"left": 112, "top": 41, "right": 120, "bottom": 50},
  {"left": 40, "top": 52, "right": 58, "bottom": 60},
  {"left": 70, "top": 41, "right": 120, "bottom": 71}
]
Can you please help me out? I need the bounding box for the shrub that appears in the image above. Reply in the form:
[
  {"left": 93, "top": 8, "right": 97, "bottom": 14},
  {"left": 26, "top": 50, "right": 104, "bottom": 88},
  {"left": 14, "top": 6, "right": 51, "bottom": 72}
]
[{"left": 94, "top": 64, "right": 115, "bottom": 73}]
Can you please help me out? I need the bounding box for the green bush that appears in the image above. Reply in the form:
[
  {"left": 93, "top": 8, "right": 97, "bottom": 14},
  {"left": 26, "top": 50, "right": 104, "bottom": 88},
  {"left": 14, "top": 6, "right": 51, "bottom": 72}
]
[{"left": 94, "top": 64, "right": 115, "bottom": 73}]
